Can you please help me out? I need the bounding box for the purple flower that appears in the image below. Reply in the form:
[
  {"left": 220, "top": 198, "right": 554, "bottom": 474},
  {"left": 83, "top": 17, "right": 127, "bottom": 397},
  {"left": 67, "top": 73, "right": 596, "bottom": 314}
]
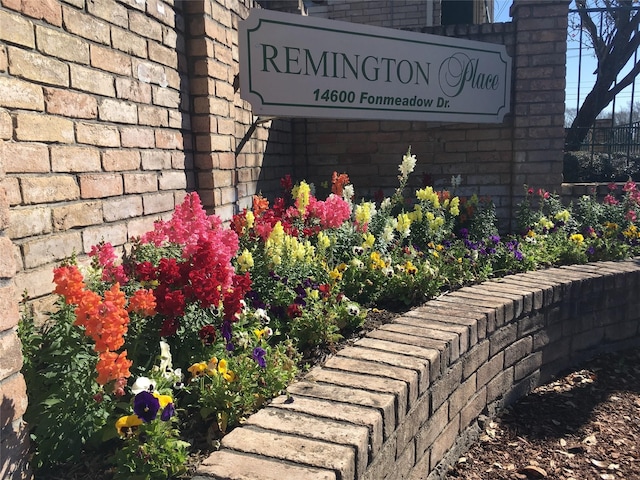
[
  {"left": 133, "top": 391, "right": 160, "bottom": 423},
  {"left": 252, "top": 347, "right": 267, "bottom": 368},
  {"left": 221, "top": 320, "right": 232, "bottom": 341},
  {"left": 160, "top": 402, "right": 175, "bottom": 421}
]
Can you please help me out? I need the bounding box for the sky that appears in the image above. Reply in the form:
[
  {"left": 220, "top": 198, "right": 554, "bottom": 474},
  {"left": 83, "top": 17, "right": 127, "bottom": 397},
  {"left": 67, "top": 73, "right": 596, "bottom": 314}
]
[{"left": 494, "top": 0, "right": 638, "bottom": 123}]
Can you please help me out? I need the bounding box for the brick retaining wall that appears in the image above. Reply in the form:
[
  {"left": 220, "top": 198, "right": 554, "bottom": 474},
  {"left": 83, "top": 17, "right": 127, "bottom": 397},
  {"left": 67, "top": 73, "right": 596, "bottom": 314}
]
[{"left": 193, "top": 259, "right": 640, "bottom": 480}]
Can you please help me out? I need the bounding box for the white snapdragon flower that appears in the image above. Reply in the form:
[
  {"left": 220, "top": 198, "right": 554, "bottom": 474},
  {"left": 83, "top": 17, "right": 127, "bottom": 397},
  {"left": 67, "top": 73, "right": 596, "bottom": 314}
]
[
  {"left": 451, "top": 174, "right": 462, "bottom": 189},
  {"left": 342, "top": 184, "right": 355, "bottom": 204},
  {"left": 399, "top": 151, "right": 417, "bottom": 178}
]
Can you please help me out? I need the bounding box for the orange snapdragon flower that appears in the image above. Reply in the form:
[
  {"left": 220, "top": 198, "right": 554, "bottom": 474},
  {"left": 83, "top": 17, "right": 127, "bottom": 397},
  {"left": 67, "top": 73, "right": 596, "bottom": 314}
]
[
  {"left": 252, "top": 195, "right": 269, "bottom": 217},
  {"left": 127, "top": 288, "right": 157, "bottom": 316},
  {"left": 96, "top": 350, "right": 132, "bottom": 385},
  {"left": 53, "top": 265, "right": 86, "bottom": 305},
  {"left": 331, "top": 172, "right": 350, "bottom": 196}
]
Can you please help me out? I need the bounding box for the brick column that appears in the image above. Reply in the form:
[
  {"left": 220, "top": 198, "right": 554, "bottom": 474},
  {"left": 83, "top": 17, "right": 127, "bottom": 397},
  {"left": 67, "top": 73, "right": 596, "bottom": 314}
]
[
  {"left": 0, "top": 178, "right": 31, "bottom": 478},
  {"left": 185, "top": 0, "right": 240, "bottom": 219},
  {"left": 509, "top": 0, "right": 569, "bottom": 220}
]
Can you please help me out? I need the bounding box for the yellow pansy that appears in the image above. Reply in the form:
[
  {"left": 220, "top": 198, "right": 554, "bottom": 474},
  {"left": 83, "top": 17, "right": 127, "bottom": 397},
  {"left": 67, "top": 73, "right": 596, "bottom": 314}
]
[
  {"left": 188, "top": 361, "right": 207, "bottom": 378},
  {"left": 569, "top": 233, "right": 584, "bottom": 244},
  {"left": 115, "top": 414, "right": 143, "bottom": 436},
  {"left": 217, "top": 358, "right": 235, "bottom": 382},
  {"left": 153, "top": 392, "right": 174, "bottom": 409},
  {"left": 370, "top": 251, "right": 386, "bottom": 269}
]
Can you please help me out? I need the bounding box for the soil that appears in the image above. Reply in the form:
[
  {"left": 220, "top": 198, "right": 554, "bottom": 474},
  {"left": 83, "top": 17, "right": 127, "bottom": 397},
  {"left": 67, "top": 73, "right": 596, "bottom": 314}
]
[{"left": 445, "top": 348, "right": 640, "bottom": 480}]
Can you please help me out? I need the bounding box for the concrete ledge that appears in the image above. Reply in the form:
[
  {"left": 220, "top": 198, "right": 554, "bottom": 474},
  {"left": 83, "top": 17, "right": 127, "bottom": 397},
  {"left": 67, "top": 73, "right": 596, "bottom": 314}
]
[{"left": 193, "top": 259, "right": 640, "bottom": 480}]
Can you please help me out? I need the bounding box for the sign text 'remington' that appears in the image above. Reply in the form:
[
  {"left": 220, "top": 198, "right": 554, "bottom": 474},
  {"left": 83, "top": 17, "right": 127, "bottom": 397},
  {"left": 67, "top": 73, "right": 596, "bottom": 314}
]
[{"left": 239, "top": 9, "right": 512, "bottom": 123}]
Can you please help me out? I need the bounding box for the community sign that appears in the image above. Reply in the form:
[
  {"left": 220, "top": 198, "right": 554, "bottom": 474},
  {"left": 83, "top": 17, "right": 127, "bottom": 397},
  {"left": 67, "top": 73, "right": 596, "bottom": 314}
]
[{"left": 239, "top": 9, "right": 512, "bottom": 123}]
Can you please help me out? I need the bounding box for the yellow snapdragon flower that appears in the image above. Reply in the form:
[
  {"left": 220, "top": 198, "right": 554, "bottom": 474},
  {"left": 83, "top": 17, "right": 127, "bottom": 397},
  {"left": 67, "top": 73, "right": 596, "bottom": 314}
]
[
  {"left": 237, "top": 248, "right": 254, "bottom": 272},
  {"left": 292, "top": 181, "right": 311, "bottom": 215}
]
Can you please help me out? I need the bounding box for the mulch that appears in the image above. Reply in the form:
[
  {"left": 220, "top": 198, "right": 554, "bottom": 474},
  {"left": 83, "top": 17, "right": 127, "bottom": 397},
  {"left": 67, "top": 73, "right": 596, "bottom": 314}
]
[{"left": 445, "top": 348, "right": 640, "bottom": 480}]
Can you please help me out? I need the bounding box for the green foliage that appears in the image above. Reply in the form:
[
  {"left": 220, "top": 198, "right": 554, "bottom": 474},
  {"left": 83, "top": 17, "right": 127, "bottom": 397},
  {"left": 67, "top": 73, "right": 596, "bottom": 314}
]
[
  {"left": 18, "top": 301, "right": 117, "bottom": 468},
  {"left": 19, "top": 149, "right": 640, "bottom": 478},
  {"left": 113, "top": 418, "right": 189, "bottom": 480}
]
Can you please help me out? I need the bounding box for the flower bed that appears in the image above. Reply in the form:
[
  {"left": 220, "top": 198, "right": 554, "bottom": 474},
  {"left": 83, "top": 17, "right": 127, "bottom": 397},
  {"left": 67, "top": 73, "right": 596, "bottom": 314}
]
[{"left": 18, "top": 150, "right": 640, "bottom": 479}]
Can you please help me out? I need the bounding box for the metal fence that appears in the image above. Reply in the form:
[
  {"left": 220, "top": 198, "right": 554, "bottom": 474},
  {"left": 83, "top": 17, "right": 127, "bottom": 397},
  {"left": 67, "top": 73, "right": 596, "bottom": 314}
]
[{"left": 576, "top": 120, "right": 640, "bottom": 157}]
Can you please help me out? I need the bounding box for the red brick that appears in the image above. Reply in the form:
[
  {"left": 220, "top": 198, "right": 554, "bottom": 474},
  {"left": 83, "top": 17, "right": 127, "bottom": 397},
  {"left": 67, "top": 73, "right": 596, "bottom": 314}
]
[
  {"left": 0, "top": 178, "right": 21, "bottom": 205},
  {"left": 148, "top": 40, "right": 177, "bottom": 68},
  {"left": 76, "top": 123, "right": 120, "bottom": 147},
  {"left": 82, "top": 223, "right": 127, "bottom": 252},
  {"left": 151, "top": 86, "right": 180, "bottom": 108},
  {"left": 142, "top": 192, "right": 174, "bottom": 214},
  {"left": 52, "top": 201, "right": 102, "bottom": 230},
  {"left": 13, "top": 266, "right": 54, "bottom": 301},
  {"left": 103, "top": 196, "right": 143, "bottom": 221},
  {"left": 138, "top": 105, "right": 169, "bottom": 127},
  {"left": 155, "top": 129, "right": 183, "bottom": 149},
  {"left": 79, "top": 173, "right": 123, "bottom": 198},
  {"left": 121, "top": 126, "right": 156, "bottom": 148},
  {"left": 0, "top": 188, "right": 8, "bottom": 229},
  {"left": 90, "top": 44, "right": 132, "bottom": 75},
  {"left": 129, "top": 10, "right": 163, "bottom": 40},
  {"left": 115, "top": 77, "right": 152, "bottom": 103},
  {"left": 0, "top": 237, "right": 15, "bottom": 277},
  {"left": 98, "top": 98, "right": 138, "bottom": 124},
  {"left": 111, "top": 26, "right": 147, "bottom": 58},
  {"left": 102, "top": 150, "right": 140, "bottom": 171},
  {"left": 51, "top": 145, "right": 101, "bottom": 173},
  {"left": 7, "top": 206, "right": 51, "bottom": 239},
  {"left": 70, "top": 64, "right": 115, "bottom": 97},
  {"left": 21, "top": 0, "right": 62, "bottom": 26},
  {"left": 86, "top": 0, "right": 128, "bottom": 28},
  {"left": 0, "top": 284, "right": 19, "bottom": 332},
  {"left": 8, "top": 47, "right": 68, "bottom": 86},
  {"left": 0, "top": 45, "right": 6, "bottom": 73},
  {"left": 124, "top": 173, "right": 158, "bottom": 194},
  {"left": 44, "top": 87, "right": 97, "bottom": 119},
  {"left": 158, "top": 171, "right": 187, "bottom": 190},
  {"left": 141, "top": 150, "right": 172, "bottom": 170}
]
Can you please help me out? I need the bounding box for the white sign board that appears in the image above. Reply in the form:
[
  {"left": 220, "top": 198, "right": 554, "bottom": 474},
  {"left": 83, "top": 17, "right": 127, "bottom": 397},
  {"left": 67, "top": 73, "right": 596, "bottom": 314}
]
[{"left": 239, "top": 9, "right": 512, "bottom": 123}]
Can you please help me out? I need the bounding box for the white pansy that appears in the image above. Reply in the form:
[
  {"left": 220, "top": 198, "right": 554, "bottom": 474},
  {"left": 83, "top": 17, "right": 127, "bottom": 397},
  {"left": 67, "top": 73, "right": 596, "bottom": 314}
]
[
  {"left": 131, "top": 376, "right": 156, "bottom": 395},
  {"left": 254, "top": 308, "right": 271, "bottom": 324}
]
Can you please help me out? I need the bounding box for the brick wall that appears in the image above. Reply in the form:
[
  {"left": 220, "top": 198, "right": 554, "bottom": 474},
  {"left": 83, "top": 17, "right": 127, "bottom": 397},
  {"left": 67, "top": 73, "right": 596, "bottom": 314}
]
[
  {"left": 307, "top": 0, "right": 432, "bottom": 29},
  {"left": 0, "top": 0, "right": 195, "bottom": 322},
  {"left": 194, "top": 259, "right": 640, "bottom": 480},
  {"left": 0, "top": 170, "right": 29, "bottom": 479},
  {"left": 297, "top": 0, "right": 567, "bottom": 232},
  {"left": 184, "top": 0, "right": 295, "bottom": 217}
]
